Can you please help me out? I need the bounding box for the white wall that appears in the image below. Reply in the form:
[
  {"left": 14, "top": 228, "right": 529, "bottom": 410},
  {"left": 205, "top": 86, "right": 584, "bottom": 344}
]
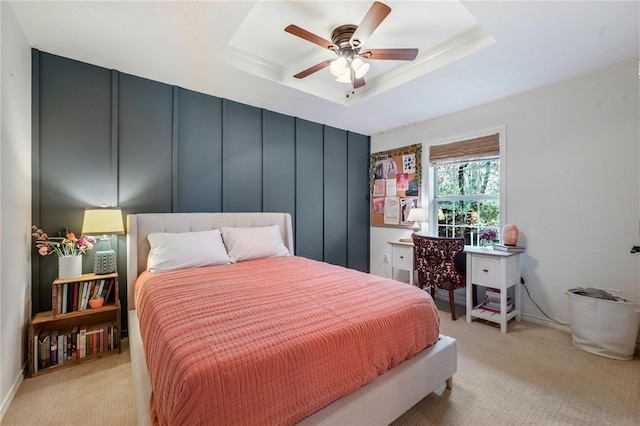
[
  {"left": 0, "top": 1, "right": 32, "bottom": 418},
  {"left": 371, "top": 60, "right": 640, "bottom": 326}
]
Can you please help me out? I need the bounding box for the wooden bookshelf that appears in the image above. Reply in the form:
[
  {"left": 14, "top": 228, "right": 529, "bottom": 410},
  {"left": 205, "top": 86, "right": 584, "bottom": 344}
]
[{"left": 28, "top": 273, "right": 121, "bottom": 377}]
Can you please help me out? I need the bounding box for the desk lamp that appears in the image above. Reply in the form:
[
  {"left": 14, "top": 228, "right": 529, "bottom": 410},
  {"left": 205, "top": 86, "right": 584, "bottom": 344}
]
[
  {"left": 81, "top": 207, "right": 124, "bottom": 274},
  {"left": 406, "top": 208, "right": 426, "bottom": 232}
]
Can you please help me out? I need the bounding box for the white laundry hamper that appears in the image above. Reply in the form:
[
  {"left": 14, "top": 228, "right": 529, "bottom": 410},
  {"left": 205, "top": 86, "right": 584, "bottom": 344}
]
[{"left": 566, "top": 289, "right": 640, "bottom": 360}]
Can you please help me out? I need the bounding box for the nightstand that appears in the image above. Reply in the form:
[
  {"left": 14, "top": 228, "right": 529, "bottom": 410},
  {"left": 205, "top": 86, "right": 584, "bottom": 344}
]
[
  {"left": 28, "top": 272, "right": 121, "bottom": 377},
  {"left": 465, "top": 247, "right": 522, "bottom": 333}
]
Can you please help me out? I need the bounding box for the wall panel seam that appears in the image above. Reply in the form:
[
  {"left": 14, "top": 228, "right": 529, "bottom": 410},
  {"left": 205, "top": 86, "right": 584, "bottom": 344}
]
[
  {"left": 31, "top": 49, "right": 41, "bottom": 312},
  {"left": 171, "top": 86, "right": 179, "bottom": 212},
  {"left": 111, "top": 70, "right": 119, "bottom": 208}
]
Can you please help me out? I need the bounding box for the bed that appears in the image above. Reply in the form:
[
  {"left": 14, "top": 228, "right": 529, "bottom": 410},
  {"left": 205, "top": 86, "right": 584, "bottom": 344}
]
[{"left": 126, "top": 212, "right": 457, "bottom": 425}]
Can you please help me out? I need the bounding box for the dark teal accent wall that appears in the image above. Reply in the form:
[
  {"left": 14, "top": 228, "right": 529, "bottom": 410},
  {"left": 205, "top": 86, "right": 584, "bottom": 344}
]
[{"left": 31, "top": 50, "right": 371, "bottom": 328}]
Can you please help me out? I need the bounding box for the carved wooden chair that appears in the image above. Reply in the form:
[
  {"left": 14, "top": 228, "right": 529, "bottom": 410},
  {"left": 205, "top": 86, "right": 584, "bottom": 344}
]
[{"left": 412, "top": 235, "right": 466, "bottom": 320}]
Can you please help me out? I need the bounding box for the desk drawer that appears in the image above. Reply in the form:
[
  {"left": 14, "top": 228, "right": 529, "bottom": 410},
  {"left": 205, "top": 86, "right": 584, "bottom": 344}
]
[
  {"left": 472, "top": 256, "right": 499, "bottom": 286},
  {"left": 392, "top": 246, "right": 413, "bottom": 270}
]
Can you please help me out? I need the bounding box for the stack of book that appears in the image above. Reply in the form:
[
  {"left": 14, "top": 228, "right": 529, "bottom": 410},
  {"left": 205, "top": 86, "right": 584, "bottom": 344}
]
[
  {"left": 55, "top": 278, "right": 115, "bottom": 315},
  {"left": 476, "top": 288, "right": 514, "bottom": 314},
  {"left": 33, "top": 323, "right": 119, "bottom": 373},
  {"left": 494, "top": 243, "right": 525, "bottom": 253}
]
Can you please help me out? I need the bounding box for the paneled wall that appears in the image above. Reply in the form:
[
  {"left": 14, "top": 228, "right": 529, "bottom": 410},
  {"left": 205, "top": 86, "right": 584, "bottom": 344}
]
[{"left": 32, "top": 51, "right": 370, "bottom": 328}]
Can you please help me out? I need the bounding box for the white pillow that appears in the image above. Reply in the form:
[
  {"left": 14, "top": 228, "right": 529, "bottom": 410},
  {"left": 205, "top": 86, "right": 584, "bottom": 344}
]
[
  {"left": 147, "top": 230, "right": 231, "bottom": 273},
  {"left": 221, "top": 225, "right": 290, "bottom": 263}
]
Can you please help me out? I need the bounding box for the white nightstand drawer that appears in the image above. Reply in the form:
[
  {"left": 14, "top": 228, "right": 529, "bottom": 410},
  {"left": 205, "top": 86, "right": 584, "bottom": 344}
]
[
  {"left": 392, "top": 246, "right": 413, "bottom": 270},
  {"left": 472, "top": 256, "right": 499, "bottom": 286}
]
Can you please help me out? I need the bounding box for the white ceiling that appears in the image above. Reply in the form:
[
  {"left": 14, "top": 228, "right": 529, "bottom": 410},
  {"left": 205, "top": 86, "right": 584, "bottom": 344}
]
[{"left": 10, "top": 0, "right": 639, "bottom": 136}]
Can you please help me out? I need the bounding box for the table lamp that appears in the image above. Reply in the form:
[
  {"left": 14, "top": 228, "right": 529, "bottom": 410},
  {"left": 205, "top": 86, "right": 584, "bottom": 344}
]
[
  {"left": 406, "top": 208, "right": 426, "bottom": 232},
  {"left": 81, "top": 207, "right": 124, "bottom": 274}
]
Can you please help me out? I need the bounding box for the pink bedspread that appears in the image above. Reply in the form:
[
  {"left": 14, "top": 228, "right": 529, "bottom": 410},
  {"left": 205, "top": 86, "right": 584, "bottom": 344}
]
[{"left": 135, "top": 256, "right": 440, "bottom": 425}]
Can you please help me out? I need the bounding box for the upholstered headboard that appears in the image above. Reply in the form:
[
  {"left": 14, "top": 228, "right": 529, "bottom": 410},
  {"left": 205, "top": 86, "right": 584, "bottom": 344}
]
[{"left": 126, "top": 212, "right": 294, "bottom": 310}]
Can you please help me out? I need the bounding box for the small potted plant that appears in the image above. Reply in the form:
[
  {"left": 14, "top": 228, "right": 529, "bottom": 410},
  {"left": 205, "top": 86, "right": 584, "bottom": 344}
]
[
  {"left": 479, "top": 229, "right": 497, "bottom": 248},
  {"left": 89, "top": 294, "right": 105, "bottom": 309}
]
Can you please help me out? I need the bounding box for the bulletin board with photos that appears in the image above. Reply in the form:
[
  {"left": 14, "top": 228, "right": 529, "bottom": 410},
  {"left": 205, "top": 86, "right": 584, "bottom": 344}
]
[{"left": 369, "top": 143, "right": 422, "bottom": 227}]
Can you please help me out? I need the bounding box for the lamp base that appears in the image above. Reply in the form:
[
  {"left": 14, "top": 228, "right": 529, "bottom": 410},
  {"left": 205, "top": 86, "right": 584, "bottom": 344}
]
[
  {"left": 94, "top": 250, "right": 116, "bottom": 274},
  {"left": 412, "top": 222, "right": 421, "bottom": 233}
]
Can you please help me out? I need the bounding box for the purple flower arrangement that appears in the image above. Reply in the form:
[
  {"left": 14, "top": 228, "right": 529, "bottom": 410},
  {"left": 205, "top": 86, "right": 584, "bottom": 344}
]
[{"left": 479, "top": 229, "right": 497, "bottom": 242}]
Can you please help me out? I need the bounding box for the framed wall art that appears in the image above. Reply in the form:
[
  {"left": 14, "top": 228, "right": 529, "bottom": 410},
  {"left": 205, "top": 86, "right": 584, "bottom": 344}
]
[{"left": 369, "top": 143, "right": 422, "bottom": 227}]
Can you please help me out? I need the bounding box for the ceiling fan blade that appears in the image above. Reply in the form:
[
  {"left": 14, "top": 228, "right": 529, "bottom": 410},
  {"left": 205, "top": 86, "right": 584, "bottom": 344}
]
[
  {"left": 362, "top": 48, "right": 419, "bottom": 61},
  {"left": 349, "top": 1, "right": 392, "bottom": 48},
  {"left": 353, "top": 77, "right": 366, "bottom": 89},
  {"left": 285, "top": 25, "right": 337, "bottom": 51},
  {"left": 293, "top": 60, "right": 331, "bottom": 79}
]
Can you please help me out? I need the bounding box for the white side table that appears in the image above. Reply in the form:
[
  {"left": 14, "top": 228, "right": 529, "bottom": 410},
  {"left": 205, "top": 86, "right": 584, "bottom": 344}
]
[
  {"left": 388, "top": 240, "right": 415, "bottom": 285},
  {"left": 465, "top": 246, "right": 522, "bottom": 333}
]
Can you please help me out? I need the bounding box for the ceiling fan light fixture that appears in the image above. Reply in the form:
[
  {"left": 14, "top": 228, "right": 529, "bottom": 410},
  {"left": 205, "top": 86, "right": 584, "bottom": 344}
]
[
  {"left": 329, "top": 57, "right": 348, "bottom": 77},
  {"left": 351, "top": 58, "right": 370, "bottom": 79},
  {"left": 285, "top": 2, "right": 418, "bottom": 89}
]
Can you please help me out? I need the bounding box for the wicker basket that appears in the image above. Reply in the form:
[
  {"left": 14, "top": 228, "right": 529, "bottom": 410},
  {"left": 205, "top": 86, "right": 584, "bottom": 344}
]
[{"left": 566, "top": 289, "right": 640, "bottom": 360}]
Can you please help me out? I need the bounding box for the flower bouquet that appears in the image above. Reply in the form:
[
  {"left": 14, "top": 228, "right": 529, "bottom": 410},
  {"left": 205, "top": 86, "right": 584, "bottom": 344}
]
[
  {"left": 479, "top": 229, "right": 497, "bottom": 248},
  {"left": 32, "top": 226, "right": 97, "bottom": 279},
  {"left": 32, "top": 226, "right": 96, "bottom": 257}
]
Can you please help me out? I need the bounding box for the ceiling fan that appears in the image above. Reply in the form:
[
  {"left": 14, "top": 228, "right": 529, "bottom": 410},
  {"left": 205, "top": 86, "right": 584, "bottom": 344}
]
[{"left": 285, "top": 1, "right": 418, "bottom": 90}]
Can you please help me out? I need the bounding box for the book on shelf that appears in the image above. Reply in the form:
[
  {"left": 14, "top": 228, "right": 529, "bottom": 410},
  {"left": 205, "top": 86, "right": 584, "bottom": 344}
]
[
  {"left": 78, "top": 325, "right": 87, "bottom": 358},
  {"left": 474, "top": 302, "right": 515, "bottom": 314},
  {"left": 55, "top": 289, "right": 62, "bottom": 314},
  {"left": 80, "top": 281, "right": 94, "bottom": 310},
  {"left": 63, "top": 327, "right": 72, "bottom": 361},
  {"left": 494, "top": 244, "right": 525, "bottom": 253},
  {"left": 72, "top": 282, "right": 78, "bottom": 311},
  {"left": 57, "top": 332, "right": 64, "bottom": 366},
  {"left": 91, "top": 280, "right": 101, "bottom": 298},
  {"left": 38, "top": 330, "right": 50, "bottom": 370},
  {"left": 33, "top": 333, "right": 39, "bottom": 374},
  {"left": 104, "top": 279, "right": 114, "bottom": 302},
  {"left": 481, "top": 300, "right": 513, "bottom": 310},
  {"left": 78, "top": 283, "right": 86, "bottom": 310},
  {"left": 71, "top": 325, "right": 79, "bottom": 360},
  {"left": 61, "top": 284, "right": 67, "bottom": 314},
  {"left": 484, "top": 288, "right": 501, "bottom": 298},
  {"left": 95, "top": 280, "right": 105, "bottom": 299},
  {"left": 67, "top": 284, "right": 73, "bottom": 312}
]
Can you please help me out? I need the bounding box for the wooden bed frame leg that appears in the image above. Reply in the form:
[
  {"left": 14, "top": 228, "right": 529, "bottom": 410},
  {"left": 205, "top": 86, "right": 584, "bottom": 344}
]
[{"left": 446, "top": 376, "right": 453, "bottom": 389}]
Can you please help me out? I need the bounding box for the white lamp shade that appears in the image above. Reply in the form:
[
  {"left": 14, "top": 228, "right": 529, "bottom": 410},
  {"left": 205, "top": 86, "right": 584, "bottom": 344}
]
[
  {"left": 406, "top": 208, "right": 426, "bottom": 223},
  {"left": 351, "top": 58, "right": 370, "bottom": 79},
  {"left": 81, "top": 208, "right": 124, "bottom": 235},
  {"left": 330, "top": 57, "right": 348, "bottom": 77},
  {"left": 336, "top": 72, "right": 352, "bottom": 83}
]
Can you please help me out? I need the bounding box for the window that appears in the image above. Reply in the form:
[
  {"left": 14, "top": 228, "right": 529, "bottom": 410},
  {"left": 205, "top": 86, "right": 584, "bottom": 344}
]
[{"left": 430, "top": 133, "right": 501, "bottom": 246}]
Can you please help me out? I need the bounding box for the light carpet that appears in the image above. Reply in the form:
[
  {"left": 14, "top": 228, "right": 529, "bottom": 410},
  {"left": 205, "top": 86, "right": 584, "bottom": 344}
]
[
  {"left": 392, "top": 308, "right": 640, "bottom": 425},
  {"left": 3, "top": 306, "right": 639, "bottom": 425}
]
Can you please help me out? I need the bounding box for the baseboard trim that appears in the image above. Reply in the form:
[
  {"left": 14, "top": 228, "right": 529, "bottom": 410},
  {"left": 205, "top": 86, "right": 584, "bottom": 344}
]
[
  {"left": 0, "top": 363, "right": 25, "bottom": 421},
  {"left": 519, "top": 313, "right": 571, "bottom": 334}
]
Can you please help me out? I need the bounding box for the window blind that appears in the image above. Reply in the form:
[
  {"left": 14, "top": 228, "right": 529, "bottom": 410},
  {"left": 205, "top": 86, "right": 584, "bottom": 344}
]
[{"left": 429, "top": 133, "right": 499, "bottom": 164}]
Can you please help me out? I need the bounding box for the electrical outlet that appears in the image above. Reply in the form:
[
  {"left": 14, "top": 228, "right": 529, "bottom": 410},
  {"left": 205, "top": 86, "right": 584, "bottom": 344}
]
[{"left": 383, "top": 254, "right": 390, "bottom": 263}]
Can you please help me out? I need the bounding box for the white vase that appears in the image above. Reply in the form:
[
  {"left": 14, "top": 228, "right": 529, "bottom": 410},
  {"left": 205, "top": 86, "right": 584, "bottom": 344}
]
[{"left": 58, "top": 255, "right": 82, "bottom": 279}]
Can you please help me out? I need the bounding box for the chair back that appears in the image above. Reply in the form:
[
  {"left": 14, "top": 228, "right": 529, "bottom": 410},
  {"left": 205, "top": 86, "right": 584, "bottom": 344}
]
[{"left": 412, "top": 235, "right": 466, "bottom": 291}]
